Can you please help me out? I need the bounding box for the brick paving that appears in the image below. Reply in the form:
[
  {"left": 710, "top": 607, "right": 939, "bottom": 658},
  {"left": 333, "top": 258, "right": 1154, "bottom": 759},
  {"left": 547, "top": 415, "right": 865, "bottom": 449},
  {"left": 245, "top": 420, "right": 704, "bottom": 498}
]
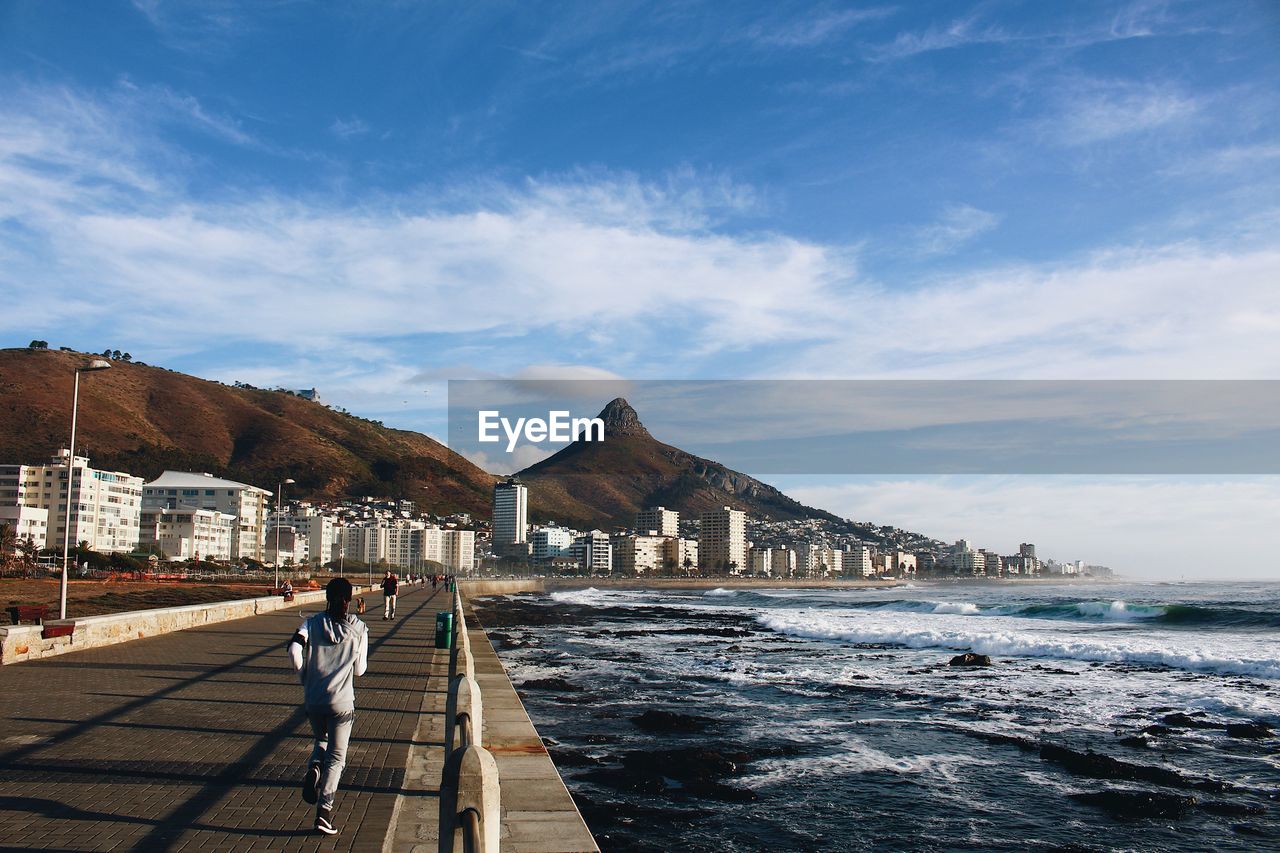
[{"left": 0, "top": 582, "right": 452, "bottom": 852}]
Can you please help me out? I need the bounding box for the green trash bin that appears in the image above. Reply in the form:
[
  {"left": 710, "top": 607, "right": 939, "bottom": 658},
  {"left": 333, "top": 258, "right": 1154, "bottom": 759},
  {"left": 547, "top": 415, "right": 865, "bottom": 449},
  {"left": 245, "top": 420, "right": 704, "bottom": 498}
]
[{"left": 435, "top": 611, "right": 454, "bottom": 649}]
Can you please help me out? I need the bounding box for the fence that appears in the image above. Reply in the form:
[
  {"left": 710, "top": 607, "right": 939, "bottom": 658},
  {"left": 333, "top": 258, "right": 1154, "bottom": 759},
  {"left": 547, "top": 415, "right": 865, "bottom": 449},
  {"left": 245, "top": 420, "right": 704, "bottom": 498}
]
[{"left": 439, "top": 587, "right": 501, "bottom": 853}]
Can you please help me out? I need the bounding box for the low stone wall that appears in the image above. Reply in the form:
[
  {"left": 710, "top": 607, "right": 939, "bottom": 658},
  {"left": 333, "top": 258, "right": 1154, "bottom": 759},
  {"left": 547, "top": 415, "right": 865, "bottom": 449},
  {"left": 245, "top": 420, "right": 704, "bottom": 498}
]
[{"left": 0, "top": 585, "right": 372, "bottom": 665}]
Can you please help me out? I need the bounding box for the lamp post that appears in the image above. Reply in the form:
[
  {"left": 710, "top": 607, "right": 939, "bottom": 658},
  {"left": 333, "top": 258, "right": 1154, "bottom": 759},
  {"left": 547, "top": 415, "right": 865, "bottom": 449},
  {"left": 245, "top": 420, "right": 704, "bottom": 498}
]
[
  {"left": 60, "top": 358, "right": 111, "bottom": 620},
  {"left": 274, "top": 478, "right": 295, "bottom": 591}
]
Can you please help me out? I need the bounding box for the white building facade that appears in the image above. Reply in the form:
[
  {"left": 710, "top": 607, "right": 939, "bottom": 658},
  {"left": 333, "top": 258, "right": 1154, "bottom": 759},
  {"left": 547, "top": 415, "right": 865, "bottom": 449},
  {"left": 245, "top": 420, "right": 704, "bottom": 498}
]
[
  {"left": 143, "top": 471, "right": 269, "bottom": 561},
  {"left": 0, "top": 451, "right": 143, "bottom": 554}
]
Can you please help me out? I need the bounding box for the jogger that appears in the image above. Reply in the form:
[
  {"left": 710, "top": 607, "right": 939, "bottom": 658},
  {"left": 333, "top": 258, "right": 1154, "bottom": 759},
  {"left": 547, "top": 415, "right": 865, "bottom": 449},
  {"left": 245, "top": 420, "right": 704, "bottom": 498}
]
[
  {"left": 288, "top": 577, "right": 368, "bottom": 836},
  {"left": 381, "top": 571, "right": 398, "bottom": 620}
]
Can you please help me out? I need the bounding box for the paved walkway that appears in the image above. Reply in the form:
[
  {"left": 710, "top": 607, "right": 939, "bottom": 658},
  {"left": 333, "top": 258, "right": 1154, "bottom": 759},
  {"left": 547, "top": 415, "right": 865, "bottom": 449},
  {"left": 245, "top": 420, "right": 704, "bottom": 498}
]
[{"left": 0, "top": 582, "right": 450, "bottom": 852}]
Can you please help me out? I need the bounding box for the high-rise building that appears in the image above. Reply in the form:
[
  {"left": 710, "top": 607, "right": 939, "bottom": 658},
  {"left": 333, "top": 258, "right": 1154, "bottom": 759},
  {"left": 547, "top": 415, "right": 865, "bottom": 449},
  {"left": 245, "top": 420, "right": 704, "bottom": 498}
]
[
  {"left": 492, "top": 479, "right": 528, "bottom": 548},
  {"left": 143, "top": 471, "right": 269, "bottom": 561},
  {"left": 699, "top": 507, "right": 746, "bottom": 574},
  {"left": 1, "top": 451, "right": 143, "bottom": 554},
  {"left": 635, "top": 506, "right": 679, "bottom": 538},
  {"left": 1019, "top": 543, "right": 1036, "bottom": 559}
]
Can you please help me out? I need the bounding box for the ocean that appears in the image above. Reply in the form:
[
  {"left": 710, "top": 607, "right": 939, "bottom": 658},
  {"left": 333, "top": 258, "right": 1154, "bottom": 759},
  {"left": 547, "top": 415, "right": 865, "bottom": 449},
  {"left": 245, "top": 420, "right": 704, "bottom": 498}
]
[{"left": 473, "top": 581, "right": 1280, "bottom": 852}]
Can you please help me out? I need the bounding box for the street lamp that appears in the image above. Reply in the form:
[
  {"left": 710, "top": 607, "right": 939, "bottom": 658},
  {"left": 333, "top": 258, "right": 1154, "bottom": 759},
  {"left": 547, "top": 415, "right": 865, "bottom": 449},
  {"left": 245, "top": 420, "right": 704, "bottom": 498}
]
[
  {"left": 60, "top": 358, "right": 111, "bottom": 620},
  {"left": 274, "top": 478, "right": 295, "bottom": 591}
]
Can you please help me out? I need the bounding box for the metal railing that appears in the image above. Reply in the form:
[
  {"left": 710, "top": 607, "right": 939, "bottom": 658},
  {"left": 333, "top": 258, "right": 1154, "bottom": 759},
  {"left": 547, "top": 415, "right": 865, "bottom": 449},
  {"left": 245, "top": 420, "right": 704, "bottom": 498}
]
[{"left": 439, "top": 586, "right": 501, "bottom": 853}]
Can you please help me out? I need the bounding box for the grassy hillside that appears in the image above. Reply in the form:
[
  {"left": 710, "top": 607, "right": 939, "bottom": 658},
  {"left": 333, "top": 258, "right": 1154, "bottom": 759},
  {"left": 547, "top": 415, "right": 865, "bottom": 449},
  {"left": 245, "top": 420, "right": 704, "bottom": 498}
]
[{"left": 0, "top": 348, "right": 497, "bottom": 514}]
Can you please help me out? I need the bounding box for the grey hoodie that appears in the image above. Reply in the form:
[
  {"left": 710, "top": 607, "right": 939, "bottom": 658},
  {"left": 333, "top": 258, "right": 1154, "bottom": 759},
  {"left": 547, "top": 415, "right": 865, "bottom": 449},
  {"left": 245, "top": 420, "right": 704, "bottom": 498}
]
[{"left": 288, "top": 611, "right": 369, "bottom": 714}]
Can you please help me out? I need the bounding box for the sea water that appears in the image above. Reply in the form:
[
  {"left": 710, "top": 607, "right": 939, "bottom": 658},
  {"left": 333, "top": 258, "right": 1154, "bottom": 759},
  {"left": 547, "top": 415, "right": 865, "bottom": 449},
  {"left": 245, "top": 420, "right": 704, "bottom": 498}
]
[{"left": 475, "top": 582, "right": 1280, "bottom": 852}]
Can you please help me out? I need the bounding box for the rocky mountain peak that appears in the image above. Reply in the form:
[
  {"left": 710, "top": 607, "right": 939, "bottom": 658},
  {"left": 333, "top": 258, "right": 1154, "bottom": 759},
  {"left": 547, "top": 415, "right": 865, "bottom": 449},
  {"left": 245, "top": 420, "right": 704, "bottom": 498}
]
[{"left": 597, "top": 397, "right": 649, "bottom": 437}]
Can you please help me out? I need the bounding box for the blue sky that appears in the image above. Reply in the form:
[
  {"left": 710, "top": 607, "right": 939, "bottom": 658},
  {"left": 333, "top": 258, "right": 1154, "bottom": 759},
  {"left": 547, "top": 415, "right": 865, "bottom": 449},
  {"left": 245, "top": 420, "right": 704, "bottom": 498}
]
[{"left": 2, "top": 1, "right": 1279, "bottom": 575}]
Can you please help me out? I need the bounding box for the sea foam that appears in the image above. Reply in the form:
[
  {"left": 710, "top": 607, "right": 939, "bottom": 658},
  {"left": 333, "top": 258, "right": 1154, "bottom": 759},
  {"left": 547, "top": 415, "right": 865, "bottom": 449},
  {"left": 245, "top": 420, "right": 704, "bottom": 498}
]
[{"left": 756, "top": 610, "right": 1280, "bottom": 680}]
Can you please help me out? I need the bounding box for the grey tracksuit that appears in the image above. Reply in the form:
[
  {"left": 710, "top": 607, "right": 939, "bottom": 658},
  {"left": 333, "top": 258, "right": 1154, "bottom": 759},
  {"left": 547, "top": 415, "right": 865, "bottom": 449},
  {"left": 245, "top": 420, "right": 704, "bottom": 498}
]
[{"left": 289, "top": 612, "right": 368, "bottom": 809}]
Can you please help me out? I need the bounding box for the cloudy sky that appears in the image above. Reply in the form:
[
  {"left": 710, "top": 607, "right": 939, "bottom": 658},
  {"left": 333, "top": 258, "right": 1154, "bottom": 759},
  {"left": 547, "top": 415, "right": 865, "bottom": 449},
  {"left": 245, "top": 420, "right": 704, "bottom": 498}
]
[{"left": 2, "top": 1, "right": 1278, "bottom": 577}]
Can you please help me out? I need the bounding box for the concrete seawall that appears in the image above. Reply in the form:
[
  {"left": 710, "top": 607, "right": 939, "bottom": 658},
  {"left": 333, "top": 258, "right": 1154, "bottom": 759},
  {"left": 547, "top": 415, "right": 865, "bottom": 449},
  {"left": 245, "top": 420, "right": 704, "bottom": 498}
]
[{"left": 0, "top": 584, "right": 374, "bottom": 665}]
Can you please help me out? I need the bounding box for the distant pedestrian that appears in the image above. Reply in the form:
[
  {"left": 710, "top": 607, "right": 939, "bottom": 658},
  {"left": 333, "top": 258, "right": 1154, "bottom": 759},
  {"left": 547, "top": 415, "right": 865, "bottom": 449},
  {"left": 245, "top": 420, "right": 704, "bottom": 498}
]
[
  {"left": 287, "top": 577, "right": 368, "bottom": 836},
  {"left": 381, "top": 570, "right": 399, "bottom": 619}
]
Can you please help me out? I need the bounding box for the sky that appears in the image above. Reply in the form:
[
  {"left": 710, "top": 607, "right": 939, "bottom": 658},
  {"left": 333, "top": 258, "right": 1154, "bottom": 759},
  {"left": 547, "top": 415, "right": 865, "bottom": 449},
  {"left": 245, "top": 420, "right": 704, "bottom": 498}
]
[{"left": 1, "top": 1, "right": 1278, "bottom": 577}]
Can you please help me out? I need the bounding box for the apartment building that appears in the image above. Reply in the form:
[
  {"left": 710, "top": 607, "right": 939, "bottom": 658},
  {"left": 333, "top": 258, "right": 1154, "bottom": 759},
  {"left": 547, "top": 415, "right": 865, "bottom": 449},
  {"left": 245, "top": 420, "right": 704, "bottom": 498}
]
[
  {"left": 634, "top": 506, "right": 679, "bottom": 538},
  {"left": 611, "top": 533, "right": 669, "bottom": 575},
  {"left": 0, "top": 451, "right": 143, "bottom": 554},
  {"left": 143, "top": 471, "right": 269, "bottom": 561},
  {"left": 699, "top": 507, "right": 746, "bottom": 574},
  {"left": 492, "top": 479, "right": 528, "bottom": 549},
  {"left": 140, "top": 506, "right": 236, "bottom": 561}
]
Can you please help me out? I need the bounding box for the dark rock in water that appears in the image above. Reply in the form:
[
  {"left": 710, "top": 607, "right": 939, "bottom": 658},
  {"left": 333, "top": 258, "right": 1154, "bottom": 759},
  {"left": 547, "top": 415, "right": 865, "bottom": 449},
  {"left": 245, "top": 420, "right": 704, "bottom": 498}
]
[
  {"left": 548, "top": 748, "right": 604, "bottom": 769},
  {"left": 631, "top": 710, "right": 714, "bottom": 734},
  {"left": 1162, "top": 712, "right": 1221, "bottom": 730},
  {"left": 519, "top": 677, "right": 581, "bottom": 692},
  {"left": 1040, "top": 743, "right": 1187, "bottom": 788},
  {"left": 1225, "top": 721, "right": 1274, "bottom": 739},
  {"left": 621, "top": 748, "right": 739, "bottom": 783},
  {"left": 949, "top": 652, "right": 993, "bottom": 667},
  {"left": 1117, "top": 735, "right": 1154, "bottom": 749},
  {"left": 1202, "top": 801, "right": 1267, "bottom": 817},
  {"left": 1071, "top": 790, "right": 1197, "bottom": 819},
  {"left": 1142, "top": 724, "right": 1174, "bottom": 737}
]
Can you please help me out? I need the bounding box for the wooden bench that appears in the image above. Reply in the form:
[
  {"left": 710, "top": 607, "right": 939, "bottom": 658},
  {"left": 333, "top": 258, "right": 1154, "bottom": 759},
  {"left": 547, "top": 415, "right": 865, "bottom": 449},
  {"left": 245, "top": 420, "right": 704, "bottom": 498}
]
[
  {"left": 9, "top": 605, "right": 49, "bottom": 625},
  {"left": 41, "top": 623, "right": 75, "bottom": 640}
]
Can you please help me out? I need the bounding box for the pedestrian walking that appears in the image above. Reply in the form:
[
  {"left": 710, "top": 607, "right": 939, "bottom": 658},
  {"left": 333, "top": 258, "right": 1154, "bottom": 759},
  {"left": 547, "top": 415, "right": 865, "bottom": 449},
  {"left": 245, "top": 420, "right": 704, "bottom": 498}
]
[
  {"left": 287, "top": 577, "right": 368, "bottom": 836},
  {"left": 381, "top": 570, "right": 399, "bottom": 619}
]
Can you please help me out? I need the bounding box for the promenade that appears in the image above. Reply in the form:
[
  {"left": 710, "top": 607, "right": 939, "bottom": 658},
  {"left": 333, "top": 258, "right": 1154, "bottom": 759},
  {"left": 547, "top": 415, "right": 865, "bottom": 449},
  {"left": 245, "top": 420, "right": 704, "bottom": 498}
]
[{"left": 0, "top": 582, "right": 445, "bottom": 852}]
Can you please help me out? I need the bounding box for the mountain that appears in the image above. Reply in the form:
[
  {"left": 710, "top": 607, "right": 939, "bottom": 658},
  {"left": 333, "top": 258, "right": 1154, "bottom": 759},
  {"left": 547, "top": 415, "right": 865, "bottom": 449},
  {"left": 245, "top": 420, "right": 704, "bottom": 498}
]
[
  {"left": 516, "top": 398, "right": 845, "bottom": 528},
  {"left": 0, "top": 348, "right": 496, "bottom": 514}
]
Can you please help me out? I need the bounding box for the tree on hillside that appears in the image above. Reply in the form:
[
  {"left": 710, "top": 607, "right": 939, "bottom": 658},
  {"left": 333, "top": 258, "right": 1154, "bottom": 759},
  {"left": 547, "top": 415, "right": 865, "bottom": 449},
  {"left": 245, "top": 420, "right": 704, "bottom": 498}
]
[
  {"left": 27, "top": 340, "right": 48, "bottom": 349},
  {"left": 122, "top": 352, "right": 132, "bottom": 362}
]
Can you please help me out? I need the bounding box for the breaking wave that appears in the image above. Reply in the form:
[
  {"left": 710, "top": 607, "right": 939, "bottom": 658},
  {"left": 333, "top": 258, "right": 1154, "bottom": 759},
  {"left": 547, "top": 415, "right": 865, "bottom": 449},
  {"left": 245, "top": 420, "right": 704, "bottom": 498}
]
[{"left": 756, "top": 611, "right": 1280, "bottom": 679}]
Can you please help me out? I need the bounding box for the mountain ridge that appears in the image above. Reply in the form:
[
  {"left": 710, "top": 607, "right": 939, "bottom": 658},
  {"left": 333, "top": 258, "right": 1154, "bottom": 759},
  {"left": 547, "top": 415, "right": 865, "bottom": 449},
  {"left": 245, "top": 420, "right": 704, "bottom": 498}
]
[{"left": 516, "top": 396, "right": 846, "bottom": 528}]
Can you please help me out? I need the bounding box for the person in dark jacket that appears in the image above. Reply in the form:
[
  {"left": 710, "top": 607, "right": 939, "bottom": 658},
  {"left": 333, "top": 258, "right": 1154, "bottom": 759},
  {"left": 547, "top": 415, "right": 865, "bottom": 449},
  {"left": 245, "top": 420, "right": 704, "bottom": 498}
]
[
  {"left": 381, "top": 570, "right": 399, "bottom": 620},
  {"left": 288, "top": 577, "right": 368, "bottom": 836}
]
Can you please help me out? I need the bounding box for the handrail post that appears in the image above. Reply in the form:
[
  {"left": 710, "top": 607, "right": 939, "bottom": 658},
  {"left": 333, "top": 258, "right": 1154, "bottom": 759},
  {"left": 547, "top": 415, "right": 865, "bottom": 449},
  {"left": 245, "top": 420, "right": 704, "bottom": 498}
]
[
  {"left": 445, "top": 672, "right": 483, "bottom": 753},
  {"left": 439, "top": 744, "right": 500, "bottom": 853}
]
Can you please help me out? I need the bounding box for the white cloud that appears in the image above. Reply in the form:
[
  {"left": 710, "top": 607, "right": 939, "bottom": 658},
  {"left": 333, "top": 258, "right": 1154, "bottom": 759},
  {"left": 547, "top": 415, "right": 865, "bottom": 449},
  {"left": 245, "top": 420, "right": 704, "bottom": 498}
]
[
  {"left": 744, "top": 7, "right": 894, "bottom": 48},
  {"left": 330, "top": 117, "right": 371, "bottom": 139},
  {"left": 788, "top": 242, "right": 1280, "bottom": 380},
  {"left": 912, "top": 204, "right": 1001, "bottom": 256},
  {"left": 1045, "top": 83, "right": 1200, "bottom": 146},
  {"left": 781, "top": 476, "right": 1280, "bottom": 579},
  {"left": 867, "top": 15, "right": 1013, "bottom": 62}
]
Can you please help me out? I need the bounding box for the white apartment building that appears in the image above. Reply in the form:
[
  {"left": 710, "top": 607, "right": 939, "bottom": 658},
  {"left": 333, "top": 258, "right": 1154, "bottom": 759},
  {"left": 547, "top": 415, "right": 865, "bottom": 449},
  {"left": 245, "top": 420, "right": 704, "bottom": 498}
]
[
  {"left": 572, "top": 530, "right": 612, "bottom": 574},
  {"left": 140, "top": 506, "right": 235, "bottom": 561},
  {"left": 844, "top": 546, "right": 874, "bottom": 577},
  {"left": 796, "top": 544, "right": 843, "bottom": 577},
  {"left": 0, "top": 505, "right": 48, "bottom": 550},
  {"left": 279, "top": 507, "right": 340, "bottom": 566},
  {"left": 612, "top": 533, "right": 669, "bottom": 575},
  {"left": 337, "top": 521, "right": 476, "bottom": 572},
  {"left": 531, "top": 526, "right": 575, "bottom": 561},
  {"left": 0, "top": 451, "right": 143, "bottom": 554},
  {"left": 699, "top": 507, "right": 746, "bottom": 574},
  {"left": 634, "top": 506, "right": 679, "bottom": 538},
  {"left": 143, "top": 471, "right": 269, "bottom": 561},
  {"left": 492, "top": 480, "right": 528, "bottom": 548}
]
